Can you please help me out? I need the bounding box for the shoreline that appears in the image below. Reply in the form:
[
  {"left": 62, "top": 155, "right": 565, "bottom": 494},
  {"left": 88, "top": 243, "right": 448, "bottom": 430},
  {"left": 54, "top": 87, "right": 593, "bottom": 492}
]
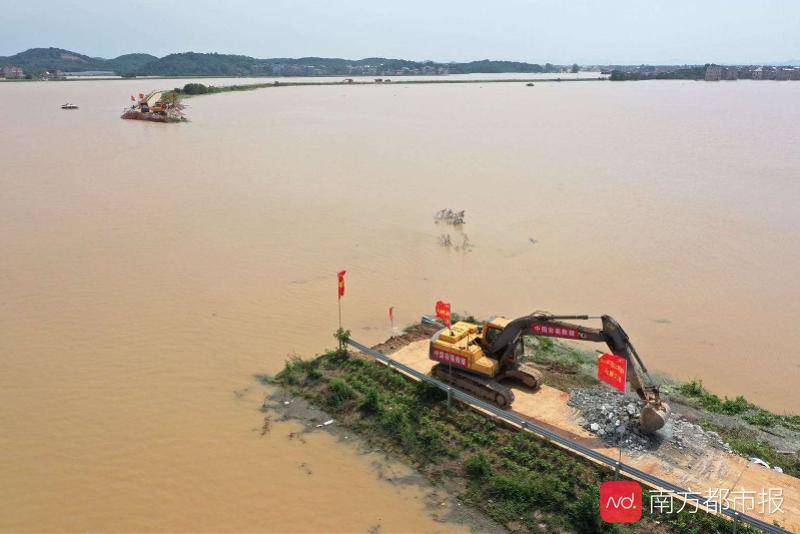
[{"left": 0, "top": 75, "right": 606, "bottom": 84}]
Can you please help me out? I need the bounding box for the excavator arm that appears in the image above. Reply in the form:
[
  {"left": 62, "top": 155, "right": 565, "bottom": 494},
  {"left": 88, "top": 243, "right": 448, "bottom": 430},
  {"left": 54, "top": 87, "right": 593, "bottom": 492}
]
[{"left": 488, "top": 313, "right": 670, "bottom": 433}]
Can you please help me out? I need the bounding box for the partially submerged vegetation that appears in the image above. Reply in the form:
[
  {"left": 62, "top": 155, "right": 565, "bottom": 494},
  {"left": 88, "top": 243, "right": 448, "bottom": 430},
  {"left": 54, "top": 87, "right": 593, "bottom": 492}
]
[
  {"left": 173, "top": 82, "right": 276, "bottom": 96},
  {"left": 609, "top": 67, "right": 706, "bottom": 81},
  {"left": 676, "top": 379, "right": 800, "bottom": 432},
  {"left": 270, "top": 329, "right": 759, "bottom": 533}
]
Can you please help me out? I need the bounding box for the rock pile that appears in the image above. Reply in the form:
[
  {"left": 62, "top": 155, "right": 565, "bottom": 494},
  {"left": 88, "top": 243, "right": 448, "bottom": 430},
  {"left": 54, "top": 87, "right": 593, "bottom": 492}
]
[
  {"left": 568, "top": 388, "right": 733, "bottom": 455},
  {"left": 434, "top": 208, "right": 466, "bottom": 225}
]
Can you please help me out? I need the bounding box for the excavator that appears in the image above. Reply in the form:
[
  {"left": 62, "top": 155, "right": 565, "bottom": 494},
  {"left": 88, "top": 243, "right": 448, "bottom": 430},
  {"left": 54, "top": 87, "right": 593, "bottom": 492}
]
[{"left": 429, "top": 313, "right": 670, "bottom": 433}]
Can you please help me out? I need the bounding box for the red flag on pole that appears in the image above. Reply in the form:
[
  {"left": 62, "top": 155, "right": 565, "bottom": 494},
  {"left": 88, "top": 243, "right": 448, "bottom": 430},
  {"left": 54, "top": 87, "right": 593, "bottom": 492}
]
[
  {"left": 598, "top": 353, "right": 627, "bottom": 393},
  {"left": 435, "top": 301, "right": 452, "bottom": 328},
  {"left": 337, "top": 270, "right": 346, "bottom": 299},
  {"left": 388, "top": 306, "right": 395, "bottom": 322}
]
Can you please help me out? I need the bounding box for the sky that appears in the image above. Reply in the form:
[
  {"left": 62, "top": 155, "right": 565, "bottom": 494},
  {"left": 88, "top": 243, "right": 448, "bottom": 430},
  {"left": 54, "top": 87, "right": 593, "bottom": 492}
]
[{"left": 0, "top": 0, "right": 798, "bottom": 64}]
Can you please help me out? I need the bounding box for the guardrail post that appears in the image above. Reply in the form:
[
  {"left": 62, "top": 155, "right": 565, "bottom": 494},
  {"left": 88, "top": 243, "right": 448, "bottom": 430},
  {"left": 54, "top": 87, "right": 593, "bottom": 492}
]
[
  {"left": 447, "top": 387, "right": 452, "bottom": 407},
  {"left": 732, "top": 511, "right": 738, "bottom": 534}
]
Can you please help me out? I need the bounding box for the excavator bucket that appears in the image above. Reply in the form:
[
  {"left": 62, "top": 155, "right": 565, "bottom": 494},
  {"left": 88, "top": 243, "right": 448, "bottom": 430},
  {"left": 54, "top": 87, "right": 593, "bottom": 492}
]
[{"left": 640, "top": 401, "right": 670, "bottom": 433}]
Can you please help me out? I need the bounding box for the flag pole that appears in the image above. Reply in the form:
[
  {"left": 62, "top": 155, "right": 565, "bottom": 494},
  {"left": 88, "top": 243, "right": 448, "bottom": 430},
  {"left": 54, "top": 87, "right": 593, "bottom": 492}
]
[{"left": 337, "top": 270, "right": 346, "bottom": 350}]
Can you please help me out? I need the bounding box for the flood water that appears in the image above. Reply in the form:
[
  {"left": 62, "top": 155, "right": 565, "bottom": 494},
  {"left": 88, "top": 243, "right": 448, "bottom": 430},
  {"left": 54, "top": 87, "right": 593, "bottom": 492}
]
[{"left": 1, "top": 76, "right": 799, "bottom": 531}]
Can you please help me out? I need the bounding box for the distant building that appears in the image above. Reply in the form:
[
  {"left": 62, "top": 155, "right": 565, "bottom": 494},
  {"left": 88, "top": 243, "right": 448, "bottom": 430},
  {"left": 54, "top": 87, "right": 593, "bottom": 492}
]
[
  {"left": 774, "top": 67, "right": 800, "bottom": 80},
  {"left": 40, "top": 70, "right": 66, "bottom": 81},
  {"left": 2, "top": 65, "right": 24, "bottom": 79},
  {"left": 704, "top": 64, "right": 723, "bottom": 81},
  {"left": 62, "top": 70, "right": 116, "bottom": 77},
  {"left": 704, "top": 64, "right": 737, "bottom": 81},
  {"left": 737, "top": 66, "right": 754, "bottom": 79}
]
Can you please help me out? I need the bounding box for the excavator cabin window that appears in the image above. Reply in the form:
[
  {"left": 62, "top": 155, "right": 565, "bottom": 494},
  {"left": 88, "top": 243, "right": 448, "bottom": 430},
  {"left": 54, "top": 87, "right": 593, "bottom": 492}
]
[{"left": 484, "top": 325, "right": 502, "bottom": 347}]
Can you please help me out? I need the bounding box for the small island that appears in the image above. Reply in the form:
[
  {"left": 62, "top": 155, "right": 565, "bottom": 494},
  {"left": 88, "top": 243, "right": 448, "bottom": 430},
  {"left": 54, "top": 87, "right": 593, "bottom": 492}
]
[{"left": 121, "top": 90, "right": 186, "bottom": 123}]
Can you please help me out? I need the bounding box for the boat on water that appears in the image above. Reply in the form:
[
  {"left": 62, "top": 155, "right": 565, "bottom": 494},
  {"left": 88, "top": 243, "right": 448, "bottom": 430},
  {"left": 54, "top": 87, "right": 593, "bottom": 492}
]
[{"left": 61, "top": 103, "right": 79, "bottom": 110}]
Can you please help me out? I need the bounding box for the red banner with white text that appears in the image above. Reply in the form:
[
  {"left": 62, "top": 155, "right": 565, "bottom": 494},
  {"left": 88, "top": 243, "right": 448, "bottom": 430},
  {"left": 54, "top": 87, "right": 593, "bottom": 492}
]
[{"left": 598, "top": 353, "right": 627, "bottom": 393}]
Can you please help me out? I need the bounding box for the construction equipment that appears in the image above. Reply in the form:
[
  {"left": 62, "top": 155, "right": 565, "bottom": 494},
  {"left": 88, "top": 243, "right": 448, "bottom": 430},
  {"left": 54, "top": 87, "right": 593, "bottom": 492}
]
[{"left": 429, "top": 313, "right": 670, "bottom": 433}]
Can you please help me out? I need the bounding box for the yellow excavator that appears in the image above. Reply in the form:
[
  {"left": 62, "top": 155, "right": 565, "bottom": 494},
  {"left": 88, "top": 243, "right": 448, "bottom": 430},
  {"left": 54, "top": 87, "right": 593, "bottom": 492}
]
[{"left": 429, "top": 313, "right": 670, "bottom": 433}]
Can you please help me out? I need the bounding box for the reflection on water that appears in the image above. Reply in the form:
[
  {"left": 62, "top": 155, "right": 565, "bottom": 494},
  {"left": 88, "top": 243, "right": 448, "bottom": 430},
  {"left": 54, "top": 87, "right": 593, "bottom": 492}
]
[{"left": 0, "top": 77, "right": 798, "bottom": 530}]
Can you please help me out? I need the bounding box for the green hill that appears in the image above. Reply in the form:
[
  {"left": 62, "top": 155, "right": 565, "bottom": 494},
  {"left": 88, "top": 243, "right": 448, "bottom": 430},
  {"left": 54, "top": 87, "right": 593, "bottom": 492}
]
[
  {"left": 136, "top": 52, "right": 258, "bottom": 76},
  {"left": 1, "top": 47, "right": 104, "bottom": 72},
  {"left": 105, "top": 53, "right": 158, "bottom": 73},
  {"left": 0, "top": 48, "right": 156, "bottom": 75},
  {"left": 1, "top": 47, "right": 559, "bottom": 77}
]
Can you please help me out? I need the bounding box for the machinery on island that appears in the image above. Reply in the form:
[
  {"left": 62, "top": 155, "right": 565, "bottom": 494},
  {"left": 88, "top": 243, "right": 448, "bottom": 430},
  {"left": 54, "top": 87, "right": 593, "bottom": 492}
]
[
  {"left": 429, "top": 313, "right": 670, "bottom": 433},
  {"left": 121, "top": 91, "right": 185, "bottom": 123}
]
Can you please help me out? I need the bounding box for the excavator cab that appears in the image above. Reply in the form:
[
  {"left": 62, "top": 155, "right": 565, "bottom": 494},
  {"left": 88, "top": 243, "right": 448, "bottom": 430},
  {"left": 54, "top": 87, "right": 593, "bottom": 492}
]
[{"left": 481, "top": 318, "right": 507, "bottom": 347}]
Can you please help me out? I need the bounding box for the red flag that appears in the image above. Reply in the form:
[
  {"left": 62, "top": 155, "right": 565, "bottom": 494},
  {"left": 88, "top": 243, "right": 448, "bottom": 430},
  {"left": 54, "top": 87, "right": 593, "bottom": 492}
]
[
  {"left": 389, "top": 306, "right": 395, "bottom": 323},
  {"left": 435, "top": 300, "right": 451, "bottom": 328},
  {"left": 598, "top": 353, "right": 627, "bottom": 393},
  {"left": 337, "top": 270, "right": 346, "bottom": 299}
]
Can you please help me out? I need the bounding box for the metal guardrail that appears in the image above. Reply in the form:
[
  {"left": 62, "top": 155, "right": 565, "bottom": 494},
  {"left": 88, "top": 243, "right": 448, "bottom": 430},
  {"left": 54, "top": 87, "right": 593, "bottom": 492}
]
[{"left": 345, "top": 337, "right": 790, "bottom": 534}]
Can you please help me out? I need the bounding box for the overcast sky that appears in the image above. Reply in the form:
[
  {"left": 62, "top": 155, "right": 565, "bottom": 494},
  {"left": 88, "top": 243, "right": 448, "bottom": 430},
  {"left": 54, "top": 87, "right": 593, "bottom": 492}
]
[{"left": 1, "top": 0, "right": 797, "bottom": 64}]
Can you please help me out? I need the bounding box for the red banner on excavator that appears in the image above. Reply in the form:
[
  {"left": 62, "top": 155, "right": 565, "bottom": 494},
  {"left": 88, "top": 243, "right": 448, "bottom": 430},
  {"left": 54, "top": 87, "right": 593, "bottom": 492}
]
[
  {"left": 435, "top": 300, "right": 452, "bottom": 328},
  {"left": 531, "top": 323, "right": 580, "bottom": 338},
  {"left": 598, "top": 353, "right": 627, "bottom": 393}
]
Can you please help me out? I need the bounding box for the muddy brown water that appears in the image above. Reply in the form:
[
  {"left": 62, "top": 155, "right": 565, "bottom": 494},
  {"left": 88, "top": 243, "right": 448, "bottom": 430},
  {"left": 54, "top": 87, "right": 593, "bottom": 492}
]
[{"left": 1, "top": 77, "right": 799, "bottom": 531}]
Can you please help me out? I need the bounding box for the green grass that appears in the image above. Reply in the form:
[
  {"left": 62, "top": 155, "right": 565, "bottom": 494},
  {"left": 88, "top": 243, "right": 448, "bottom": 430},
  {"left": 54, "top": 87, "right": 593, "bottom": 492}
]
[
  {"left": 273, "top": 349, "right": 757, "bottom": 533},
  {"left": 678, "top": 379, "right": 798, "bottom": 431},
  {"left": 174, "top": 82, "right": 277, "bottom": 96},
  {"left": 698, "top": 421, "right": 800, "bottom": 478},
  {"left": 523, "top": 335, "right": 600, "bottom": 390}
]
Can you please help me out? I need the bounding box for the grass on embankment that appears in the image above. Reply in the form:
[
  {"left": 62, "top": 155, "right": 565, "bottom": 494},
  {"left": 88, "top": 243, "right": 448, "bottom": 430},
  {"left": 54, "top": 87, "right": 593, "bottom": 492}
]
[
  {"left": 271, "top": 337, "right": 757, "bottom": 533},
  {"left": 674, "top": 380, "right": 800, "bottom": 432},
  {"left": 173, "top": 82, "right": 277, "bottom": 96}
]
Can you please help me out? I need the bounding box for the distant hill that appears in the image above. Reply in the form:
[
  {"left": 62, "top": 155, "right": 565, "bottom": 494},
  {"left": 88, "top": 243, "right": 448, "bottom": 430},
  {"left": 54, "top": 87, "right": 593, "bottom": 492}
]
[
  {"left": 0, "top": 47, "right": 158, "bottom": 74},
  {"left": 105, "top": 53, "right": 158, "bottom": 73},
  {"left": 448, "top": 60, "right": 547, "bottom": 74},
  {"left": 137, "top": 52, "right": 258, "bottom": 76},
  {"left": 2, "top": 47, "right": 105, "bottom": 72},
  {"left": 0, "top": 47, "right": 560, "bottom": 77}
]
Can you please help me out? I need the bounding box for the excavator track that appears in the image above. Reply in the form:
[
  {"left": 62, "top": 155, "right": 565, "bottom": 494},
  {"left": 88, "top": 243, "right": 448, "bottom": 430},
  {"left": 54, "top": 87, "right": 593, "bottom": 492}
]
[
  {"left": 497, "top": 363, "right": 544, "bottom": 390},
  {"left": 431, "top": 363, "right": 515, "bottom": 409}
]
